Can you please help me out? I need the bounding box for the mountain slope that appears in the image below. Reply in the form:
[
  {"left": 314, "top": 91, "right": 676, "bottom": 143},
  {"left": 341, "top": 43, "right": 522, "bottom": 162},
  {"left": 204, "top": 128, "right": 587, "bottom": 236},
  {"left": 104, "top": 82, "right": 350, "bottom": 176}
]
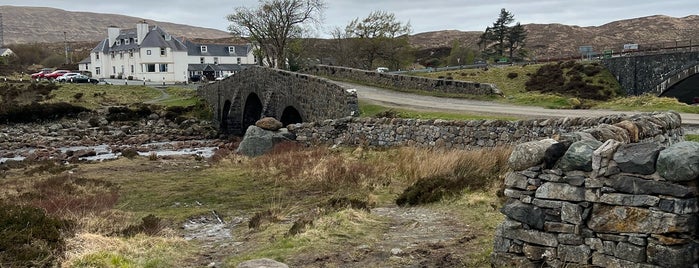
[
  {"left": 410, "top": 15, "right": 699, "bottom": 59},
  {"left": 0, "top": 6, "right": 230, "bottom": 44}
]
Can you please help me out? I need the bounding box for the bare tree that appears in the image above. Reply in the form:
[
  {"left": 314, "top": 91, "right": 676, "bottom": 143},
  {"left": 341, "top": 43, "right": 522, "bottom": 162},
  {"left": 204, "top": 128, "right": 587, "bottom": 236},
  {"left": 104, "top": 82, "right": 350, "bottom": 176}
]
[
  {"left": 339, "top": 11, "right": 412, "bottom": 70},
  {"left": 227, "top": 0, "right": 325, "bottom": 69}
]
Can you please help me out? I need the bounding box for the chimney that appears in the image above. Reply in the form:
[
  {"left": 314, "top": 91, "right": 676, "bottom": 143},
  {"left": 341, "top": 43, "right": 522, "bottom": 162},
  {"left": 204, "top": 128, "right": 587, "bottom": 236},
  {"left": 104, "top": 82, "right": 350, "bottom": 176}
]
[
  {"left": 107, "top": 25, "right": 120, "bottom": 47},
  {"left": 136, "top": 20, "right": 149, "bottom": 45}
]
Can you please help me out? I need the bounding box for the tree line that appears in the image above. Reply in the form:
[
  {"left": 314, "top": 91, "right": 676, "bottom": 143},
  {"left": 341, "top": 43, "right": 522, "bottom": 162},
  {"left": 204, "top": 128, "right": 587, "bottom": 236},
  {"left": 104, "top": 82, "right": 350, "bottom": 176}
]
[{"left": 227, "top": 1, "right": 528, "bottom": 71}]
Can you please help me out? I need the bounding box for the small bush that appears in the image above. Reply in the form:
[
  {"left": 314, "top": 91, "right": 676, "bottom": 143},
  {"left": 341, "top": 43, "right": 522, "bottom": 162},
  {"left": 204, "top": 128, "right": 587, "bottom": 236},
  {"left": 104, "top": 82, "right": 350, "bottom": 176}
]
[
  {"left": 374, "top": 109, "right": 400, "bottom": 118},
  {"left": 121, "top": 214, "right": 164, "bottom": 236},
  {"left": 120, "top": 148, "right": 139, "bottom": 159},
  {"left": 0, "top": 202, "right": 73, "bottom": 267},
  {"left": 0, "top": 102, "right": 89, "bottom": 123},
  {"left": 73, "top": 92, "right": 84, "bottom": 100},
  {"left": 506, "top": 72, "right": 518, "bottom": 79}
]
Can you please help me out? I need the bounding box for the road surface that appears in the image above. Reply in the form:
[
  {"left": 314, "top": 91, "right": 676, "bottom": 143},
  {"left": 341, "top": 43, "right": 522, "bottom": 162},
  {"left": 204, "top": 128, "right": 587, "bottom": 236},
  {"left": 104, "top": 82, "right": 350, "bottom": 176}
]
[{"left": 333, "top": 81, "right": 699, "bottom": 128}]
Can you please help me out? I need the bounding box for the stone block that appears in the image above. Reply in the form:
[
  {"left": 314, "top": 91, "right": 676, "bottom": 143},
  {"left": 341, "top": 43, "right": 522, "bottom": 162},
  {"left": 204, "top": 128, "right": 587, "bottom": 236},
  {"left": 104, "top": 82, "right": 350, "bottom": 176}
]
[
  {"left": 585, "top": 238, "right": 603, "bottom": 251},
  {"left": 558, "top": 244, "right": 591, "bottom": 264},
  {"left": 647, "top": 242, "right": 699, "bottom": 267},
  {"left": 522, "top": 244, "right": 557, "bottom": 261},
  {"left": 503, "top": 189, "right": 535, "bottom": 199},
  {"left": 561, "top": 202, "right": 583, "bottom": 224},
  {"left": 501, "top": 200, "right": 545, "bottom": 230},
  {"left": 509, "top": 139, "right": 559, "bottom": 171},
  {"left": 538, "top": 173, "right": 563, "bottom": 182},
  {"left": 613, "top": 142, "right": 663, "bottom": 175},
  {"left": 504, "top": 172, "right": 529, "bottom": 190},
  {"left": 597, "top": 233, "right": 628, "bottom": 242},
  {"left": 544, "top": 222, "right": 576, "bottom": 234},
  {"left": 599, "top": 193, "right": 660, "bottom": 207},
  {"left": 588, "top": 204, "right": 696, "bottom": 234},
  {"left": 532, "top": 198, "right": 564, "bottom": 209},
  {"left": 606, "top": 175, "right": 694, "bottom": 198},
  {"left": 585, "top": 178, "right": 604, "bottom": 188},
  {"left": 614, "top": 242, "right": 646, "bottom": 263},
  {"left": 592, "top": 253, "right": 656, "bottom": 268},
  {"left": 497, "top": 222, "right": 559, "bottom": 247},
  {"left": 557, "top": 139, "right": 602, "bottom": 172},
  {"left": 493, "top": 235, "right": 511, "bottom": 253},
  {"left": 656, "top": 141, "right": 699, "bottom": 182},
  {"left": 657, "top": 197, "right": 698, "bottom": 214},
  {"left": 585, "top": 189, "right": 601, "bottom": 202},
  {"left": 535, "top": 182, "right": 585, "bottom": 201},
  {"left": 558, "top": 234, "right": 584, "bottom": 245},
  {"left": 650, "top": 234, "right": 691, "bottom": 246}
]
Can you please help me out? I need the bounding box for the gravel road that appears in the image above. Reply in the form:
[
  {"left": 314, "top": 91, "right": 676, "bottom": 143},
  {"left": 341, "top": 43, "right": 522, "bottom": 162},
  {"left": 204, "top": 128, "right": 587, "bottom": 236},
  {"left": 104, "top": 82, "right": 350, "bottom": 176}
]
[{"left": 333, "top": 81, "right": 699, "bottom": 131}]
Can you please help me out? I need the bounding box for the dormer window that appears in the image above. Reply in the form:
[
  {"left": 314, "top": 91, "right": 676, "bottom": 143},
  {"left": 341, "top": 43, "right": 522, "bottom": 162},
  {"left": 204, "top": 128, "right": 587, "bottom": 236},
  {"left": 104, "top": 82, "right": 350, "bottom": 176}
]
[
  {"left": 125, "top": 39, "right": 130, "bottom": 45},
  {"left": 228, "top": 46, "right": 235, "bottom": 54},
  {"left": 116, "top": 39, "right": 121, "bottom": 46},
  {"left": 200, "top": 46, "right": 207, "bottom": 53}
]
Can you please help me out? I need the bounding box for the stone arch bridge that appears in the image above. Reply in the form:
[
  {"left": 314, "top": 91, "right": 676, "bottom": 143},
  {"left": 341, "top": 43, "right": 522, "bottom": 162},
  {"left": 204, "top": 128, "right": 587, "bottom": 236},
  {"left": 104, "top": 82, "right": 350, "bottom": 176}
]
[
  {"left": 197, "top": 66, "right": 359, "bottom": 135},
  {"left": 602, "top": 51, "right": 699, "bottom": 103}
]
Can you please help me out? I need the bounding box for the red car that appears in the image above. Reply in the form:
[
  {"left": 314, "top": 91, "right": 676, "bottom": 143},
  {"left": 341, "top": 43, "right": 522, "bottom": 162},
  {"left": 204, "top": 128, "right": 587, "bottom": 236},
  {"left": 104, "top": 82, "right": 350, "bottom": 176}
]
[
  {"left": 30, "top": 69, "right": 53, "bottom": 80},
  {"left": 44, "top": 70, "right": 71, "bottom": 80}
]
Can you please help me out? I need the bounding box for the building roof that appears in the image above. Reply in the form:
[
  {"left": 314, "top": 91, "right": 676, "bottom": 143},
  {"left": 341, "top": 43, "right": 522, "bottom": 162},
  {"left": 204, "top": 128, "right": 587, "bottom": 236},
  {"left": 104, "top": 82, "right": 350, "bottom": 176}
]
[
  {"left": 91, "top": 39, "right": 110, "bottom": 53},
  {"left": 140, "top": 26, "right": 187, "bottom": 51},
  {"left": 185, "top": 41, "right": 253, "bottom": 57},
  {"left": 0, "top": 48, "right": 13, "bottom": 55},
  {"left": 78, "top": 57, "right": 91, "bottom": 64},
  {"left": 91, "top": 25, "right": 188, "bottom": 54},
  {"left": 187, "top": 64, "right": 253, "bottom": 72}
]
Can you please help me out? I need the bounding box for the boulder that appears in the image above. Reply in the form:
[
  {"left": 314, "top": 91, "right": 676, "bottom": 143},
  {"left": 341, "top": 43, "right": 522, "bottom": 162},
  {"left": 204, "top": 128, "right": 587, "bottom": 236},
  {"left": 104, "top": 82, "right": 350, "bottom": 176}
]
[
  {"left": 612, "top": 142, "right": 664, "bottom": 175},
  {"left": 255, "top": 117, "right": 284, "bottom": 131},
  {"left": 613, "top": 120, "right": 640, "bottom": 143},
  {"left": 237, "top": 258, "right": 289, "bottom": 268},
  {"left": 508, "top": 139, "right": 559, "bottom": 171},
  {"left": 583, "top": 124, "right": 630, "bottom": 143},
  {"left": 236, "top": 126, "right": 296, "bottom": 157},
  {"left": 501, "top": 200, "right": 545, "bottom": 230},
  {"left": 556, "top": 139, "right": 602, "bottom": 172},
  {"left": 656, "top": 141, "right": 699, "bottom": 182}
]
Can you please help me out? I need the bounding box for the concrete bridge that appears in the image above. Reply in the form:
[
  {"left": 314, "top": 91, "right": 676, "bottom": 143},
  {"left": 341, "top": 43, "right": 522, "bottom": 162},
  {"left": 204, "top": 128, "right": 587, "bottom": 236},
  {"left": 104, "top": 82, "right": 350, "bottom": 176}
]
[
  {"left": 197, "top": 66, "right": 359, "bottom": 135},
  {"left": 602, "top": 51, "right": 699, "bottom": 103}
]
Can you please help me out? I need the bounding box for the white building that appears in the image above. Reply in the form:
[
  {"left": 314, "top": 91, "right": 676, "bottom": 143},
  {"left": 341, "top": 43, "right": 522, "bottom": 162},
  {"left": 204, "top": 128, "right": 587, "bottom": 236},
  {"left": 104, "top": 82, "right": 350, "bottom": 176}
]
[
  {"left": 0, "top": 48, "right": 13, "bottom": 57},
  {"left": 89, "top": 22, "right": 257, "bottom": 82}
]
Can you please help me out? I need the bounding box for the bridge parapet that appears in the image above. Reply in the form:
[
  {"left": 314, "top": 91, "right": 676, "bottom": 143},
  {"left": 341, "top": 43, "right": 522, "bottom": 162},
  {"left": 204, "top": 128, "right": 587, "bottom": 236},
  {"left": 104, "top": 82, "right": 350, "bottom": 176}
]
[{"left": 602, "top": 51, "right": 699, "bottom": 96}]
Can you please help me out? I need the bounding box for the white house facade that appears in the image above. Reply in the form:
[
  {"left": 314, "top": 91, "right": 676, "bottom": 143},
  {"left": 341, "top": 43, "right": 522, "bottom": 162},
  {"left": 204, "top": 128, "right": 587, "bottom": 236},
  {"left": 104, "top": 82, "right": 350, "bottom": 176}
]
[{"left": 90, "top": 22, "right": 256, "bottom": 82}]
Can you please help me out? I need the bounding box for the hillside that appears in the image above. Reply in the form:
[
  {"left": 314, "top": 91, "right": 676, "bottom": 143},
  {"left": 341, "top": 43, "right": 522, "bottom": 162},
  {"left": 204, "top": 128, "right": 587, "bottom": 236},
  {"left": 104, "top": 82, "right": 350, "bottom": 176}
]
[
  {"left": 409, "top": 15, "right": 699, "bottom": 59},
  {"left": 0, "top": 6, "right": 231, "bottom": 44}
]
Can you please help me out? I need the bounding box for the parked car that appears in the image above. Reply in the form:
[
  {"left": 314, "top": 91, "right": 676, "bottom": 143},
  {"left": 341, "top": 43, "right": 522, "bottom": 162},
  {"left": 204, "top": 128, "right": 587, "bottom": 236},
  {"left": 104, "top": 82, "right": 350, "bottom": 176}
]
[
  {"left": 189, "top": 75, "right": 202, "bottom": 82},
  {"left": 56, "top": 72, "right": 81, "bottom": 83},
  {"left": 44, "top": 70, "right": 71, "bottom": 80},
  {"left": 215, "top": 73, "right": 234, "bottom": 81},
  {"left": 30, "top": 68, "right": 53, "bottom": 80},
  {"left": 67, "top": 74, "right": 99, "bottom": 84}
]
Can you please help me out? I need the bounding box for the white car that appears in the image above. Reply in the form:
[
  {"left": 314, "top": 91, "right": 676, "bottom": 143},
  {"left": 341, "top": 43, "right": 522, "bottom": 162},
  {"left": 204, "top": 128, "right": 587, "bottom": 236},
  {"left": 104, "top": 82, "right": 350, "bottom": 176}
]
[
  {"left": 56, "top": 72, "right": 81, "bottom": 82},
  {"left": 215, "top": 73, "right": 234, "bottom": 81}
]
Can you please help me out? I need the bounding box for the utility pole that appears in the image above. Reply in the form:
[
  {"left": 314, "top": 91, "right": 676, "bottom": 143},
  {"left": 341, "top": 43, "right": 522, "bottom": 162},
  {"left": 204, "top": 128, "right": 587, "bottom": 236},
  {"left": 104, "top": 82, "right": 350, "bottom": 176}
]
[{"left": 64, "top": 31, "right": 69, "bottom": 64}]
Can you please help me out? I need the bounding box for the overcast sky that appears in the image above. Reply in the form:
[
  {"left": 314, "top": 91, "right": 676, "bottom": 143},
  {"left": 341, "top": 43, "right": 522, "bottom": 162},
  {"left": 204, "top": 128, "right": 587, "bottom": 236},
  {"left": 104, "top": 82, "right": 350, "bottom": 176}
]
[{"left": 1, "top": 0, "right": 696, "bottom": 35}]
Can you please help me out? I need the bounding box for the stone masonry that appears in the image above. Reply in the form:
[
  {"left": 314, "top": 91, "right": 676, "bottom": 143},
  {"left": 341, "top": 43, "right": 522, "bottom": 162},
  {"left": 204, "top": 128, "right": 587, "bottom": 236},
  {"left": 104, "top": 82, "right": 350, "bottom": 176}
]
[
  {"left": 302, "top": 65, "right": 503, "bottom": 96},
  {"left": 492, "top": 116, "right": 699, "bottom": 267},
  {"left": 288, "top": 111, "right": 684, "bottom": 149}
]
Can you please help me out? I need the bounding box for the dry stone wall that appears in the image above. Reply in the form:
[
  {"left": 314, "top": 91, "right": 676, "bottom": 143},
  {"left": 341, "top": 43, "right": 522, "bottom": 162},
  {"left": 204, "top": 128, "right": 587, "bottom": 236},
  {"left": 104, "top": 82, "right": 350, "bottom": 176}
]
[
  {"left": 301, "top": 65, "right": 502, "bottom": 96},
  {"left": 492, "top": 117, "right": 699, "bottom": 267},
  {"left": 287, "top": 112, "right": 684, "bottom": 149}
]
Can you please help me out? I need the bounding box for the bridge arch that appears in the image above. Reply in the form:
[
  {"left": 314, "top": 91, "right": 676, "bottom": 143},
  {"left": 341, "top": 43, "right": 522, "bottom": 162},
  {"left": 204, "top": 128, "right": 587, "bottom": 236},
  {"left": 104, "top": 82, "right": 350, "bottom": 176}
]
[
  {"left": 242, "top": 93, "right": 263, "bottom": 132},
  {"left": 197, "top": 66, "right": 359, "bottom": 136}
]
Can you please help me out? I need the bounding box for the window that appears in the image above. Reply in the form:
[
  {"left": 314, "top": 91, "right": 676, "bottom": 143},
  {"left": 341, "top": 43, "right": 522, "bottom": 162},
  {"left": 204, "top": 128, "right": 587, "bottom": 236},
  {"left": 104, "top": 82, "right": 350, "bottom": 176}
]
[
  {"left": 228, "top": 46, "right": 235, "bottom": 54},
  {"left": 111, "top": 52, "right": 115, "bottom": 59},
  {"left": 134, "top": 38, "right": 138, "bottom": 44},
  {"left": 119, "top": 52, "right": 123, "bottom": 59},
  {"left": 95, "top": 53, "right": 99, "bottom": 60},
  {"left": 237, "top": 58, "right": 241, "bottom": 64},
  {"left": 160, "top": 47, "right": 166, "bottom": 56},
  {"left": 95, "top": 67, "right": 100, "bottom": 75},
  {"left": 200, "top": 46, "right": 207, "bottom": 52},
  {"left": 130, "top": 65, "right": 134, "bottom": 73},
  {"left": 200, "top": 57, "right": 205, "bottom": 64},
  {"left": 146, "top": 50, "right": 151, "bottom": 55},
  {"left": 129, "top": 50, "right": 133, "bottom": 58},
  {"left": 112, "top": 66, "right": 116, "bottom": 74},
  {"left": 159, "top": 64, "right": 168, "bottom": 72},
  {"left": 213, "top": 57, "right": 218, "bottom": 65},
  {"left": 125, "top": 39, "right": 130, "bottom": 45},
  {"left": 146, "top": 64, "right": 156, "bottom": 72},
  {"left": 116, "top": 39, "right": 121, "bottom": 45}
]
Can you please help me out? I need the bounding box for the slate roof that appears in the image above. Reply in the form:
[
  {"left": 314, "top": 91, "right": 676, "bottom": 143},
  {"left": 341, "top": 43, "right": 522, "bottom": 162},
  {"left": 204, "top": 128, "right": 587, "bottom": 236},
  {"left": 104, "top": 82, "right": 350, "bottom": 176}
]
[
  {"left": 0, "top": 48, "right": 12, "bottom": 55},
  {"left": 187, "top": 64, "right": 254, "bottom": 72},
  {"left": 78, "top": 57, "right": 91, "bottom": 64},
  {"left": 185, "top": 41, "right": 252, "bottom": 57}
]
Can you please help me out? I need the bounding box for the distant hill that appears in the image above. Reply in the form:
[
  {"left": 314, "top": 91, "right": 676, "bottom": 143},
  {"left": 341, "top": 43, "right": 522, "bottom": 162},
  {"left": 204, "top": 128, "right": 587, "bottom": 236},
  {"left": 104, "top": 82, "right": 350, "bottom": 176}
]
[
  {"left": 2, "top": 5, "right": 698, "bottom": 61},
  {"left": 409, "top": 15, "right": 699, "bottom": 60},
  {"left": 0, "top": 6, "right": 231, "bottom": 44}
]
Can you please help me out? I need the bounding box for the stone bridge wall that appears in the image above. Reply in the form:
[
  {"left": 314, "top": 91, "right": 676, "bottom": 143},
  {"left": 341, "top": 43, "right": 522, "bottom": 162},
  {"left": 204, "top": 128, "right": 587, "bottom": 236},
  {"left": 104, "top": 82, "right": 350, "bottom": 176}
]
[
  {"left": 602, "top": 51, "right": 699, "bottom": 96},
  {"left": 287, "top": 112, "right": 684, "bottom": 149},
  {"left": 491, "top": 117, "right": 698, "bottom": 267},
  {"left": 301, "top": 65, "right": 502, "bottom": 96}
]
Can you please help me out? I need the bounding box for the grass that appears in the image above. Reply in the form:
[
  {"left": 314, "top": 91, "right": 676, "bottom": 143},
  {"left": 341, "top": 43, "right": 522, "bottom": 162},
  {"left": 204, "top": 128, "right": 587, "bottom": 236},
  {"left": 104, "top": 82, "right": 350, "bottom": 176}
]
[
  {"left": 48, "top": 83, "right": 162, "bottom": 109},
  {"left": 687, "top": 134, "right": 699, "bottom": 142},
  {"left": 596, "top": 94, "right": 699, "bottom": 113},
  {"left": 0, "top": 143, "right": 511, "bottom": 266},
  {"left": 155, "top": 87, "right": 200, "bottom": 107}
]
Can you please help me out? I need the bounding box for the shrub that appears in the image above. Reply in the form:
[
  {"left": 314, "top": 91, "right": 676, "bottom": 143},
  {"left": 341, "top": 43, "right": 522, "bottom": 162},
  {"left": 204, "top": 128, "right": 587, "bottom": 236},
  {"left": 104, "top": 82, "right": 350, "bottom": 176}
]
[
  {"left": 507, "top": 72, "right": 518, "bottom": 79},
  {"left": 0, "top": 102, "right": 89, "bottom": 123},
  {"left": 121, "top": 214, "right": 165, "bottom": 236},
  {"left": 120, "top": 148, "right": 139, "bottom": 159},
  {"left": 73, "top": 92, "right": 84, "bottom": 100},
  {"left": 0, "top": 202, "right": 73, "bottom": 267}
]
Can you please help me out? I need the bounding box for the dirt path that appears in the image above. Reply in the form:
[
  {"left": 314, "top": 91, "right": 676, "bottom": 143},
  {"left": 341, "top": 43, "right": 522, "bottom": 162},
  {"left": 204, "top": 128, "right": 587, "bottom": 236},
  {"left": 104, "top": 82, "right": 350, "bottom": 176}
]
[
  {"left": 145, "top": 87, "right": 171, "bottom": 104},
  {"left": 333, "top": 81, "right": 699, "bottom": 126}
]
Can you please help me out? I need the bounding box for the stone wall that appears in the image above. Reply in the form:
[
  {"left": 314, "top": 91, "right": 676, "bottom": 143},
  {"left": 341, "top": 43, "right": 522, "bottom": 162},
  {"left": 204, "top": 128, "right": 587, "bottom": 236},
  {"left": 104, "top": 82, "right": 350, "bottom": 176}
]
[
  {"left": 287, "top": 112, "right": 684, "bottom": 149},
  {"left": 301, "top": 65, "right": 502, "bottom": 96},
  {"left": 491, "top": 119, "right": 699, "bottom": 267},
  {"left": 602, "top": 51, "right": 699, "bottom": 96}
]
